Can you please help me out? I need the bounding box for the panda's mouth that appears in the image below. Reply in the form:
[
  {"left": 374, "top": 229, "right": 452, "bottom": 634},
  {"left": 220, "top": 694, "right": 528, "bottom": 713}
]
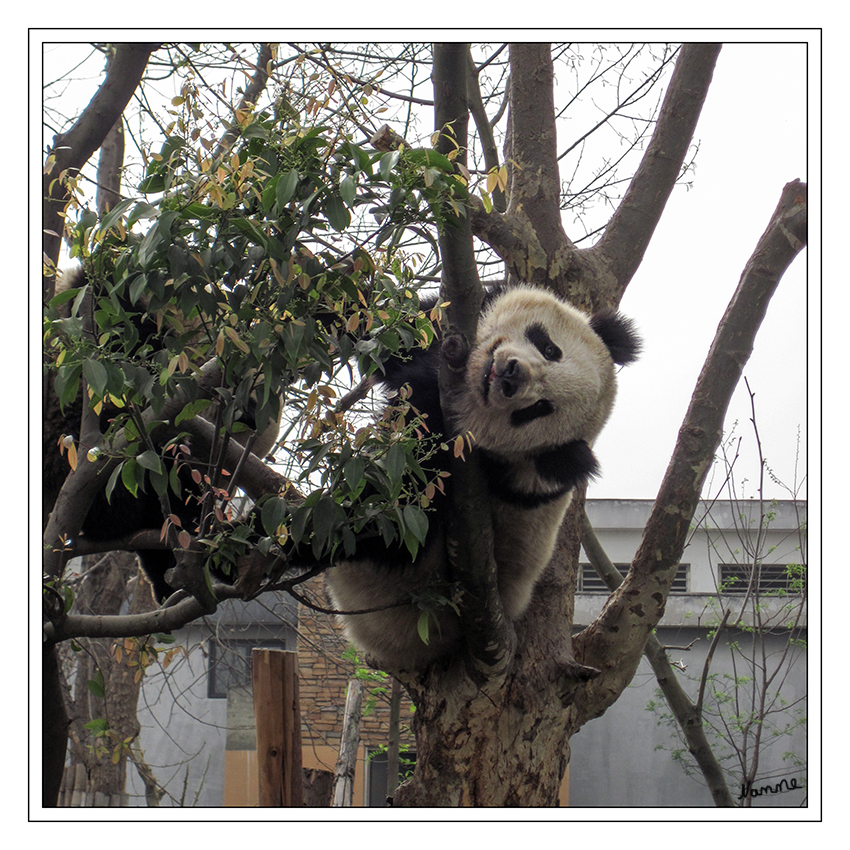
[{"left": 510, "top": 399, "right": 555, "bottom": 427}]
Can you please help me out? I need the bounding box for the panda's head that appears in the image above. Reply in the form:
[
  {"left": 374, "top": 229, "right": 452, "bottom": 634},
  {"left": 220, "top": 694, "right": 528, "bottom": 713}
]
[{"left": 458, "top": 286, "right": 640, "bottom": 456}]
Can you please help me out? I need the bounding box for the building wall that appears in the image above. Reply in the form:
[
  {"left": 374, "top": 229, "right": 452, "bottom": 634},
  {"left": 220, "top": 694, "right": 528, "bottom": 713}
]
[
  {"left": 297, "top": 574, "right": 417, "bottom": 806},
  {"left": 570, "top": 499, "right": 807, "bottom": 807},
  {"left": 568, "top": 626, "right": 807, "bottom": 807}
]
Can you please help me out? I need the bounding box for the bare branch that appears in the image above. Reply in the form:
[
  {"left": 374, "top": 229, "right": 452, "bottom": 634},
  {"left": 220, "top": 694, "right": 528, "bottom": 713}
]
[
  {"left": 44, "top": 583, "right": 244, "bottom": 645},
  {"left": 212, "top": 43, "right": 274, "bottom": 160},
  {"left": 43, "top": 43, "right": 159, "bottom": 299},
  {"left": 590, "top": 43, "right": 722, "bottom": 298}
]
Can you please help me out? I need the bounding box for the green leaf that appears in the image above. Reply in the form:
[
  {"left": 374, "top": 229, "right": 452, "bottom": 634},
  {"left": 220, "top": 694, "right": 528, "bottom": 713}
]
[
  {"left": 127, "top": 202, "right": 160, "bottom": 226},
  {"left": 277, "top": 168, "right": 300, "bottom": 207},
  {"left": 343, "top": 457, "right": 366, "bottom": 494},
  {"left": 84, "top": 718, "right": 110, "bottom": 734},
  {"left": 312, "top": 496, "right": 346, "bottom": 551},
  {"left": 121, "top": 457, "right": 139, "bottom": 497},
  {"left": 261, "top": 497, "right": 289, "bottom": 537},
  {"left": 50, "top": 285, "right": 83, "bottom": 307},
  {"left": 137, "top": 450, "right": 164, "bottom": 475},
  {"left": 417, "top": 613, "right": 431, "bottom": 646},
  {"left": 105, "top": 463, "right": 123, "bottom": 503},
  {"left": 340, "top": 174, "right": 356, "bottom": 206},
  {"left": 379, "top": 150, "right": 400, "bottom": 181},
  {"left": 54, "top": 362, "right": 82, "bottom": 410},
  {"left": 324, "top": 194, "right": 350, "bottom": 232},
  {"left": 86, "top": 670, "right": 105, "bottom": 699},
  {"left": 382, "top": 443, "right": 406, "bottom": 487},
  {"left": 150, "top": 466, "right": 168, "bottom": 498},
  {"left": 405, "top": 147, "right": 455, "bottom": 173},
  {"left": 138, "top": 173, "right": 165, "bottom": 194},
  {"left": 403, "top": 504, "right": 429, "bottom": 545},
  {"left": 83, "top": 358, "right": 108, "bottom": 399},
  {"left": 138, "top": 219, "right": 164, "bottom": 267},
  {"left": 98, "top": 197, "right": 136, "bottom": 234},
  {"left": 175, "top": 398, "right": 213, "bottom": 426}
]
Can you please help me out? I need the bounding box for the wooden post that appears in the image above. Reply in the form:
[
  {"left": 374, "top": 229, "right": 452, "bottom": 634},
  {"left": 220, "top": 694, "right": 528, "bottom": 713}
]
[
  {"left": 331, "top": 679, "right": 363, "bottom": 807},
  {"left": 385, "top": 677, "right": 402, "bottom": 799},
  {"left": 252, "top": 648, "right": 303, "bottom": 807}
]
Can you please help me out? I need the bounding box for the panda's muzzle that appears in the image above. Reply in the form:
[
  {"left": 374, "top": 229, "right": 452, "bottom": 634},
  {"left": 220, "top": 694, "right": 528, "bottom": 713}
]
[{"left": 484, "top": 354, "right": 529, "bottom": 401}]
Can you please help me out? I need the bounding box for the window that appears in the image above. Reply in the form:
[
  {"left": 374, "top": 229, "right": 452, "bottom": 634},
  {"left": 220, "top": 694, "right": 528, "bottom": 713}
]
[
  {"left": 578, "top": 563, "right": 689, "bottom": 593},
  {"left": 718, "top": 563, "right": 805, "bottom": 595},
  {"left": 207, "top": 639, "right": 287, "bottom": 699},
  {"left": 365, "top": 749, "right": 417, "bottom": 807}
]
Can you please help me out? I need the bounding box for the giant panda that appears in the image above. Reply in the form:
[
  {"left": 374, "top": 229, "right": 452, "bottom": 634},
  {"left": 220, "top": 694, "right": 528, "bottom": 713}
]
[
  {"left": 44, "top": 265, "right": 282, "bottom": 601},
  {"left": 323, "top": 285, "right": 640, "bottom": 670}
]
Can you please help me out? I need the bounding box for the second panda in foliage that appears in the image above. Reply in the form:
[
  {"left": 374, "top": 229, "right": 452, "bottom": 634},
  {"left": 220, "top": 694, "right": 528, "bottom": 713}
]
[
  {"left": 324, "top": 285, "right": 641, "bottom": 670},
  {"left": 45, "top": 265, "right": 282, "bottom": 602}
]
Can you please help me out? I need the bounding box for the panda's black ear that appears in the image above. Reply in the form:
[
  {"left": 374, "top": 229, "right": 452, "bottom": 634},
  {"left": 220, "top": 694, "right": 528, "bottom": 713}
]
[{"left": 589, "top": 309, "right": 641, "bottom": 366}]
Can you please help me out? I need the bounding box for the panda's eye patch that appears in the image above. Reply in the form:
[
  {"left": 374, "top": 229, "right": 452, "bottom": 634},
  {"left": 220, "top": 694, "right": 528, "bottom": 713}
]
[{"left": 525, "top": 323, "right": 562, "bottom": 362}]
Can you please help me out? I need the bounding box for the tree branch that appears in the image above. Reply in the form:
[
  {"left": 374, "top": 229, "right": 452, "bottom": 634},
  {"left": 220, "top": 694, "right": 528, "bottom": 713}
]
[
  {"left": 581, "top": 511, "right": 736, "bottom": 806},
  {"left": 43, "top": 43, "right": 158, "bottom": 299},
  {"left": 43, "top": 583, "right": 244, "bottom": 645},
  {"left": 466, "top": 49, "right": 505, "bottom": 212},
  {"left": 212, "top": 43, "right": 274, "bottom": 160},
  {"left": 432, "top": 43, "right": 513, "bottom": 679},
  {"left": 589, "top": 43, "right": 722, "bottom": 299},
  {"left": 573, "top": 179, "right": 807, "bottom": 724}
]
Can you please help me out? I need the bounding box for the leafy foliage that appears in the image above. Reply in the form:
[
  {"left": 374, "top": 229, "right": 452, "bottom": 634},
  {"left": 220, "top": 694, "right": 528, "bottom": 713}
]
[{"left": 44, "top": 76, "right": 470, "bottom": 589}]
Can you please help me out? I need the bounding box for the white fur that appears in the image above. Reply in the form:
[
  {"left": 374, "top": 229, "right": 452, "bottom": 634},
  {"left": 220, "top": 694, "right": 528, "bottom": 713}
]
[{"left": 326, "top": 287, "right": 627, "bottom": 670}]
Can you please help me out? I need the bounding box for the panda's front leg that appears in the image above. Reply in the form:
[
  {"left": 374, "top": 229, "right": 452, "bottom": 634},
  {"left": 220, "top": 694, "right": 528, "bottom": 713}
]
[{"left": 491, "top": 492, "right": 575, "bottom": 621}]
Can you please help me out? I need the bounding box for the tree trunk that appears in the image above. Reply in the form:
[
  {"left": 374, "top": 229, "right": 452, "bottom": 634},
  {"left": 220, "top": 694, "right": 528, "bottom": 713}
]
[{"left": 392, "top": 495, "right": 587, "bottom": 806}]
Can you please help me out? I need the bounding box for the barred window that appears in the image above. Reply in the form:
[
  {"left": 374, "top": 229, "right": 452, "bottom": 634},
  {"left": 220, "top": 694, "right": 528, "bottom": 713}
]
[
  {"left": 718, "top": 563, "right": 805, "bottom": 595},
  {"left": 578, "top": 563, "right": 689, "bottom": 594},
  {"left": 207, "top": 639, "right": 288, "bottom": 699}
]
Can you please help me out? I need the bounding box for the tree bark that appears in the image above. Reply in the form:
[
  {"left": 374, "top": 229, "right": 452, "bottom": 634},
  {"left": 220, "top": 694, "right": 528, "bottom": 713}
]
[{"left": 42, "top": 43, "right": 158, "bottom": 299}]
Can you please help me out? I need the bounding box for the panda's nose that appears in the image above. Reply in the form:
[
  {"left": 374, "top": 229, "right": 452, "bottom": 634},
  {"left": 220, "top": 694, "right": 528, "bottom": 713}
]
[{"left": 496, "top": 358, "right": 526, "bottom": 398}]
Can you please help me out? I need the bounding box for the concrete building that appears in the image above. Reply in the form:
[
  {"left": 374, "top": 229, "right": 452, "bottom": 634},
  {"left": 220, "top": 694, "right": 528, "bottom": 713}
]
[{"left": 570, "top": 499, "right": 807, "bottom": 807}]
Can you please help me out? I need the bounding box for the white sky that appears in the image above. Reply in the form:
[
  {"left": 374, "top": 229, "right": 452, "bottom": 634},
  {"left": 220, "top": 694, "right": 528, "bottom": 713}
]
[{"left": 592, "top": 41, "right": 811, "bottom": 500}]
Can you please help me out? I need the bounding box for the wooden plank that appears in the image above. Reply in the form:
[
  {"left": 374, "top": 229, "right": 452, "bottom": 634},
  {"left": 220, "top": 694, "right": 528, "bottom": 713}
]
[{"left": 252, "top": 648, "right": 303, "bottom": 806}]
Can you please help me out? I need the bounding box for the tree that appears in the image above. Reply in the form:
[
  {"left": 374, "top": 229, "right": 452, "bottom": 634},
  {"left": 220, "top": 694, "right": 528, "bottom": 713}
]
[
  {"left": 637, "top": 387, "right": 807, "bottom": 807},
  {"left": 41, "top": 41, "right": 806, "bottom": 807}
]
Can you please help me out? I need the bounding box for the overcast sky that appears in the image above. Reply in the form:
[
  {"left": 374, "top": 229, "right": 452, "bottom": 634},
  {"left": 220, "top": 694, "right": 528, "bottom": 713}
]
[{"left": 591, "top": 41, "right": 810, "bottom": 502}]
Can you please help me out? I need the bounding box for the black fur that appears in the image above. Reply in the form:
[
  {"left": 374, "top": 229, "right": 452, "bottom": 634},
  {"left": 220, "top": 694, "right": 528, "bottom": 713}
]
[
  {"left": 510, "top": 399, "right": 555, "bottom": 427},
  {"left": 588, "top": 309, "right": 642, "bottom": 365},
  {"left": 534, "top": 439, "right": 600, "bottom": 489},
  {"left": 480, "top": 440, "right": 599, "bottom": 509},
  {"left": 524, "top": 322, "right": 562, "bottom": 362}
]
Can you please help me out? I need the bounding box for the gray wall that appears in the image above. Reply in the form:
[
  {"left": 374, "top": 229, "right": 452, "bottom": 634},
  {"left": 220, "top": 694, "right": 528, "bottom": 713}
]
[{"left": 568, "top": 625, "right": 807, "bottom": 807}]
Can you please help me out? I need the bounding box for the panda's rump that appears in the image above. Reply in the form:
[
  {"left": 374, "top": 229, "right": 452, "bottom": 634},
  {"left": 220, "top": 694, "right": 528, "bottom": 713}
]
[{"left": 324, "top": 529, "right": 460, "bottom": 668}]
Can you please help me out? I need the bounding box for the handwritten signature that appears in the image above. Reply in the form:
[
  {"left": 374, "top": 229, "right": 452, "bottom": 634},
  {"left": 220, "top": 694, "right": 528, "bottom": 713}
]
[{"left": 739, "top": 776, "right": 802, "bottom": 800}]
